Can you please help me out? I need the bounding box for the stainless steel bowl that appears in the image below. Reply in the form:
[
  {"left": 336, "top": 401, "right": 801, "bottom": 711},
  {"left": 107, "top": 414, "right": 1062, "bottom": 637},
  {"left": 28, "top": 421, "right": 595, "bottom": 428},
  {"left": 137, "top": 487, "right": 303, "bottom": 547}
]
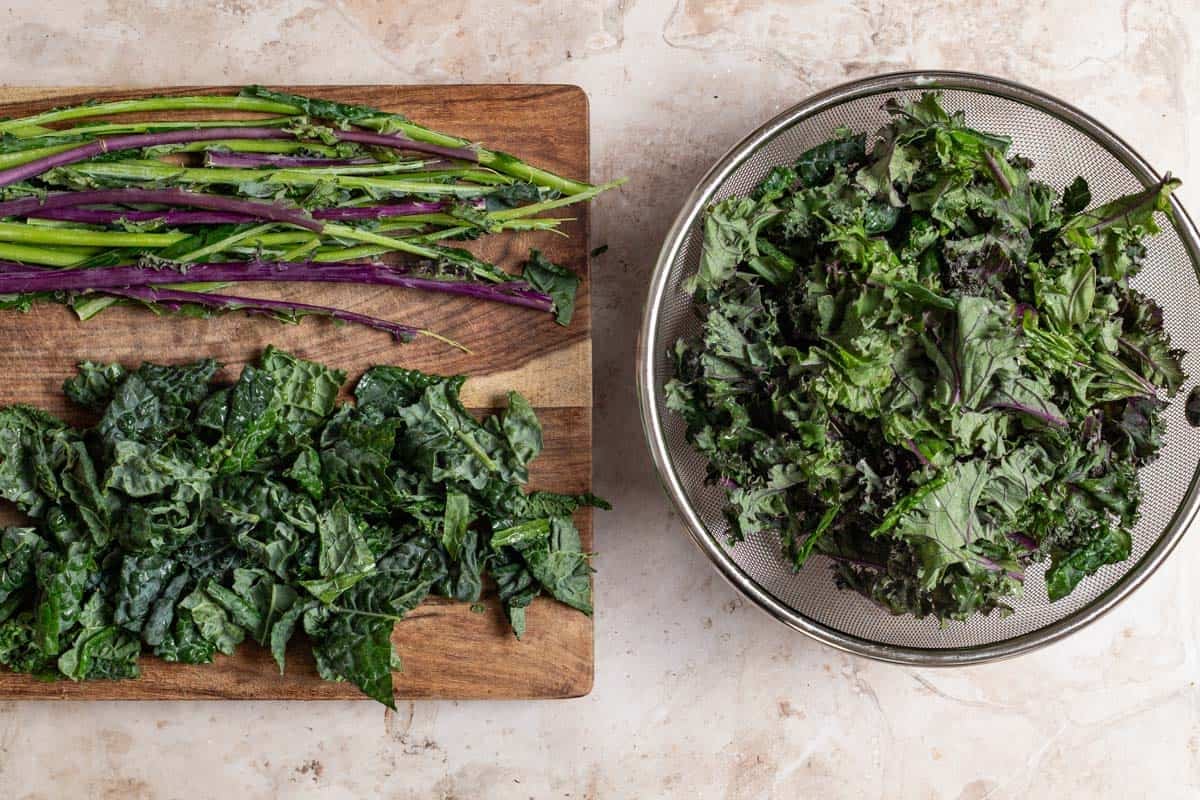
[{"left": 637, "top": 71, "right": 1200, "bottom": 665}]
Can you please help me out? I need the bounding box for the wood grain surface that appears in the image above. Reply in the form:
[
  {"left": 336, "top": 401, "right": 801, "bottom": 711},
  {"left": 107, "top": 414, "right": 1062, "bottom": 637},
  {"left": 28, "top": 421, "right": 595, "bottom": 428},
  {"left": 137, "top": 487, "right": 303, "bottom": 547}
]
[{"left": 0, "top": 85, "right": 594, "bottom": 700}]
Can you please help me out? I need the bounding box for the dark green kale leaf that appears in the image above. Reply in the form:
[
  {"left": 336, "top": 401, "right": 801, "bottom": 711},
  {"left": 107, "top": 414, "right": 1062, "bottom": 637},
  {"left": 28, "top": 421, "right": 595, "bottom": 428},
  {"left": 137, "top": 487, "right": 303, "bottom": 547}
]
[
  {"left": 305, "top": 608, "right": 397, "bottom": 708},
  {"left": 492, "top": 516, "right": 592, "bottom": 615},
  {"left": 63, "top": 361, "right": 128, "bottom": 410},
  {"left": 0, "top": 406, "right": 78, "bottom": 517},
  {"left": 57, "top": 593, "right": 140, "bottom": 681},
  {"left": 522, "top": 250, "right": 580, "bottom": 326},
  {"left": 1045, "top": 521, "right": 1131, "bottom": 602},
  {"left": 395, "top": 376, "right": 535, "bottom": 490},
  {"left": 353, "top": 364, "right": 446, "bottom": 415},
  {"left": 1061, "top": 176, "right": 1091, "bottom": 216},
  {"left": 205, "top": 568, "right": 300, "bottom": 669},
  {"left": 0, "top": 528, "right": 43, "bottom": 623},
  {"left": 259, "top": 345, "right": 346, "bottom": 433},
  {"left": 795, "top": 128, "right": 867, "bottom": 187},
  {"left": 112, "top": 553, "right": 182, "bottom": 635},
  {"left": 297, "top": 502, "right": 376, "bottom": 604},
  {"left": 33, "top": 541, "right": 95, "bottom": 655},
  {"left": 216, "top": 364, "right": 282, "bottom": 475}
]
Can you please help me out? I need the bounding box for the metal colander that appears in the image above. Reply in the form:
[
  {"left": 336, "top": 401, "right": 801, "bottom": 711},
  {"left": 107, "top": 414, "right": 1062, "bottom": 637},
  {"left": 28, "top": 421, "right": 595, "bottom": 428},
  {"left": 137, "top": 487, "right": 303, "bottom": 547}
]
[{"left": 637, "top": 71, "right": 1200, "bottom": 664}]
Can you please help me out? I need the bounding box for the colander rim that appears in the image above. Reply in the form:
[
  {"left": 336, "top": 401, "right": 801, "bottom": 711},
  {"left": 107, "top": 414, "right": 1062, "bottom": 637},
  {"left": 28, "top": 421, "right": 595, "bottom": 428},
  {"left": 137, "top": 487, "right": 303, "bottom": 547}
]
[{"left": 636, "top": 69, "right": 1200, "bottom": 666}]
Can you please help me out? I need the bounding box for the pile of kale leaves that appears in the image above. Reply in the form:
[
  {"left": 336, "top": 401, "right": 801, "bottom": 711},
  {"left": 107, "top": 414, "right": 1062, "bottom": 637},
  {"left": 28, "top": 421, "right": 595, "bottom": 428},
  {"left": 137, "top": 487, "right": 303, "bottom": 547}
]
[
  {"left": 667, "top": 93, "right": 1189, "bottom": 620},
  {"left": 0, "top": 347, "right": 603, "bottom": 705}
]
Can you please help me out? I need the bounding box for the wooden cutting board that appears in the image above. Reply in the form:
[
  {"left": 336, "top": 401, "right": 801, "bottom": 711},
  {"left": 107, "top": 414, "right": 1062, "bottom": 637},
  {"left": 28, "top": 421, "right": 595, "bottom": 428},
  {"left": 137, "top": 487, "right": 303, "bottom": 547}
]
[{"left": 0, "top": 85, "right": 594, "bottom": 699}]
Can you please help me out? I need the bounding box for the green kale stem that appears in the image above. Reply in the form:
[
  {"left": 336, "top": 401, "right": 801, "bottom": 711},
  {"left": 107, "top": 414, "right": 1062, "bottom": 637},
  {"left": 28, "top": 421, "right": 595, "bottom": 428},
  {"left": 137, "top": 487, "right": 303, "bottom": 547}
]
[
  {"left": 0, "top": 95, "right": 299, "bottom": 134},
  {"left": 63, "top": 116, "right": 297, "bottom": 135},
  {"left": 53, "top": 160, "right": 497, "bottom": 197},
  {"left": 0, "top": 221, "right": 189, "bottom": 248},
  {"left": 0, "top": 143, "right": 79, "bottom": 169},
  {"left": 488, "top": 179, "right": 627, "bottom": 221},
  {"left": 352, "top": 117, "right": 595, "bottom": 195},
  {"left": 0, "top": 241, "right": 98, "bottom": 266},
  {"left": 320, "top": 223, "right": 509, "bottom": 282},
  {"left": 172, "top": 223, "right": 277, "bottom": 263},
  {"left": 198, "top": 157, "right": 479, "bottom": 180}
]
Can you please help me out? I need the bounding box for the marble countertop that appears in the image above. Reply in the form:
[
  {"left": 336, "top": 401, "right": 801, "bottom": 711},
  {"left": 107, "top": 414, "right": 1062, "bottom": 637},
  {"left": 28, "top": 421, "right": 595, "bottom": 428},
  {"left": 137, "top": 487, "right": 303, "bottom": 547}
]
[{"left": 2, "top": 1, "right": 1198, "bottom": 797}]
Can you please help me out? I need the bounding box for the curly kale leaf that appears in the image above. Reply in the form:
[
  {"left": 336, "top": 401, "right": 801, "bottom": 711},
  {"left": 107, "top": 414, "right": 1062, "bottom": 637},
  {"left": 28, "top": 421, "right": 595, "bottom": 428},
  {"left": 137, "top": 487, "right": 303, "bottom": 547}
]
[{"left": 669, "top": 91, "right": 1186, "bottom": 620}]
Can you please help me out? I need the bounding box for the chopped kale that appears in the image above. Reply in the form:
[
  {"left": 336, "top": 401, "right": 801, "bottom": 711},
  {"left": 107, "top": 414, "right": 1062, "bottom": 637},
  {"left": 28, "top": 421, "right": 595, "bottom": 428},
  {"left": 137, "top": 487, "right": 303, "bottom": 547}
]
[
  {"left": 0, "top": 347, "right": 605, "bottom": 705},
  {"left": 667, "top": 93, "right": 1188, "bottom": 621}
]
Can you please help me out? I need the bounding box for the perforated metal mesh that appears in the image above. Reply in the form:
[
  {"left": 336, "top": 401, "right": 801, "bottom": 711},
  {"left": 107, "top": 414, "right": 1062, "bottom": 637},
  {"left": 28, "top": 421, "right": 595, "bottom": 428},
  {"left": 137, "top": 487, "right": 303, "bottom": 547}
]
[{"left": 640, "top": 74, "right": 1200, "bottom": 660}]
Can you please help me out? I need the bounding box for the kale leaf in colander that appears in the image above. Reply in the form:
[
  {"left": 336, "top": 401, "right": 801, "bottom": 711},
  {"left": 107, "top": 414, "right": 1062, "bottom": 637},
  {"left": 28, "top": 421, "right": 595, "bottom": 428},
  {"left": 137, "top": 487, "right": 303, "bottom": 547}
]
[{"left": 666, "top": 92, "right": 1187, "bottom": 621}]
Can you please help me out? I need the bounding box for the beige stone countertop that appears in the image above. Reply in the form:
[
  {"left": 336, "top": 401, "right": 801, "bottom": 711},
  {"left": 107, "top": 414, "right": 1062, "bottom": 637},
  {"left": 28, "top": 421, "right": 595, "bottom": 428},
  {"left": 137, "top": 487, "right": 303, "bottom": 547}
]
[{"left": 1, "top": 1, "right": 1199, "bottom": 797}]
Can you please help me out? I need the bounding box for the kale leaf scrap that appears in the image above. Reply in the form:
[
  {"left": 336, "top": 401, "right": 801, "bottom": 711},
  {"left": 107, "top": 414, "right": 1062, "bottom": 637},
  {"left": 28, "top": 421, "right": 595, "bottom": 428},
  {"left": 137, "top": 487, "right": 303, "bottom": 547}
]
[
  {"left": 0, "top": 346, "right": 604, "bottom": 705},
  {"left": 667, "top": 93, "right": 1189, "bottom": 621}
]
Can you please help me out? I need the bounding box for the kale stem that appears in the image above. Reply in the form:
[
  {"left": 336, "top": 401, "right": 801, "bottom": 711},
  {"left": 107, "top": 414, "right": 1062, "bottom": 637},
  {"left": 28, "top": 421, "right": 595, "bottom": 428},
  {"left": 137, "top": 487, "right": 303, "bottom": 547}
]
[
  {"left": 72, "top": 281, "right": 232, "bottom": 321},
  {"left": 172, "top": 139, "right": 346, "bottom": 157},
  {"left": 0, "top": 241, "right": 98, "bottom": 266},
  {"left": 172, "top": 222, "right": 278, "bottom": 264},
  {"left": 50, "top": 117, "right": 298, "bottom": 138},
  {"left": 454, "top": 430, "right": 499, "bottom": 471},
  {"left": 97, "top": 284, "right": 462, "bottom": 348},
  {"left": 312, "top": 245, "right": 390, "bottom": 262},
  {"left": 321, "top": 222, "right": 442, "bottom": 261},
  {"left": 0, "top": 95, "right": 300, "bottom": 135},
  {"left": 982, "top": 150, "right": 1012, "bottom": 196},
  {"left": 0, "top": 221, "right": 187, "bottom": 248},
  {"left": 487, "top": 179, "right": 627, "bottom": 221},
  {"left": 240, "top": 231, "right": 322, "bottom": 247},
  {"left": 356, "top": 117, "right": 595, "bottom": 195},
  {"left": 279, "top": 238, "right": 321, "bottom": 261},
  {"left": 0, "top": 188, "right": 321, "bottom": 231},
  {"left": 0, "top": 260, "right": 555, "bottom": 313},
  {"left": 0, "top": 143, "right": 80, "bottom": 170},
  {"left": 324, "top": 605, "right": 406, "bottom": 622},
  {"left": 55, "top": 161, "right": 496, "bottom": 197}
]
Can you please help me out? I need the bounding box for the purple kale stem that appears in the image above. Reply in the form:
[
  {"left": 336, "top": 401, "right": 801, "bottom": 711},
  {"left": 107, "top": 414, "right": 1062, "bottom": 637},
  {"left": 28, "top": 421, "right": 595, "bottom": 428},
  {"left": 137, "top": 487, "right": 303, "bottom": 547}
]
[
  {"left": 975, "top": 554, "right": 1025, "bottom": 582},
  {"left": 0, "top": 128, "right": 293, "bottom": 187},
  {"left": 904, "top": 439, "right": 930, "bottom": 467},
  {"left": 0, "top": 127, "right": 478, "bottom": 187},
  {"left": 29, "top": 208, "right": 256, "bottom": 225},
  {"left": 826, "top": 554, "right": 884, "bottom": 571},
  {"left": 985, "top": 401, "right": 1068, "bottom": 427},
  {"left": 100, "top": 284, "right": 431, "bottom": 344},
  {"left": 312, "top": 201, "right": 449, "bottom": 220},
  {"left": 204, "top": 151, "right": 376, "bottom": 168},
  {"left": 1006, "top": 532, "right": 1038, "bottom": 551},
  {"left": 0, "top": 188, "right": 321, "bottom": 231},
  {"left": 0, "top": 260, "right": 554, "bottom": 313},
  {"left": 1117, "top": 336, "right": 1155, "bottom": 372},
  {"left": 333, "top": 130, "right": 478, "bottom": 163}
]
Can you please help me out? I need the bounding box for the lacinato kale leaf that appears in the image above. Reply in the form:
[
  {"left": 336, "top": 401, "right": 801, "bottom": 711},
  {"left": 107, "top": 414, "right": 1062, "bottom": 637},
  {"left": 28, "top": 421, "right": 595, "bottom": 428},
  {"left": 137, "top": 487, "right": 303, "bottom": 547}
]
[
  {"left": 522, "top": 250, "right": 581, "bottom": 326},
  {"left": 0, "top": 347, "right": 604, "bottom": 704},
  {"left": 668, "top": 92, "right": 1190, "bottom": 621}
]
